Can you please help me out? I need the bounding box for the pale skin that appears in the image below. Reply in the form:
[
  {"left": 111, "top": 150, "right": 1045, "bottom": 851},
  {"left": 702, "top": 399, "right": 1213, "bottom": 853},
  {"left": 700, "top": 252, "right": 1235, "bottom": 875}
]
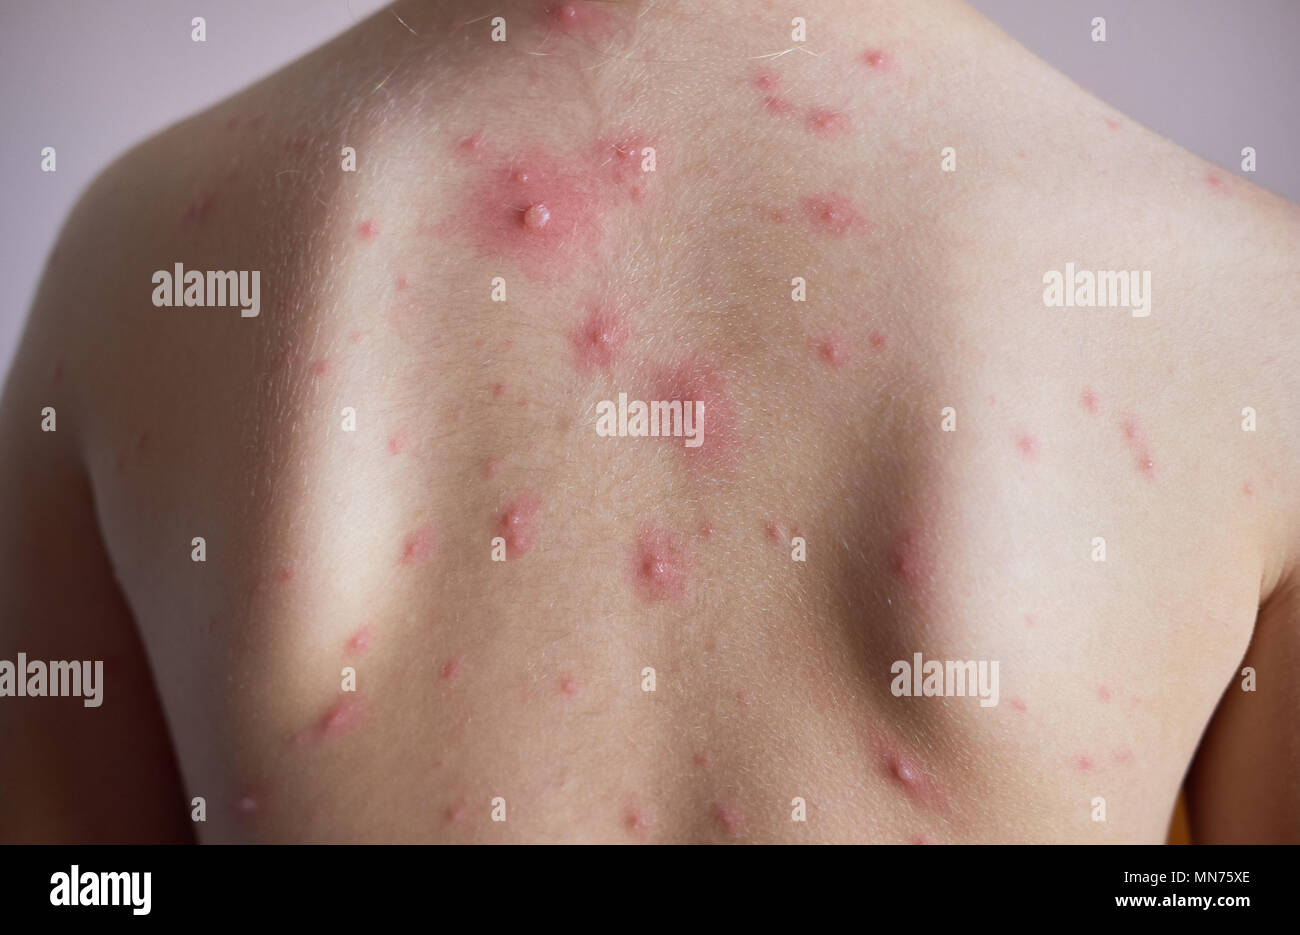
[{"left": 1, "top": 0, "right": 1298, "bottom": 843}]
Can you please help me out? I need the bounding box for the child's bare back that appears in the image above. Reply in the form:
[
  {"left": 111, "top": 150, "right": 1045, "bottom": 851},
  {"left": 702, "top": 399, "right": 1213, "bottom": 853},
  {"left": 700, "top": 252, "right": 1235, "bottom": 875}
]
[{"left": 2, "top": 0, "right": 1298, "bottom": 843}]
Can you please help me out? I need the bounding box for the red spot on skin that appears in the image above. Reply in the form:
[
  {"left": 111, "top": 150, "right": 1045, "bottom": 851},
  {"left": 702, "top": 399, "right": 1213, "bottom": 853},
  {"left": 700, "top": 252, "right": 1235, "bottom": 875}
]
[
  {"left": 1010, "top": 697, "right": 1027, "bottom": 712},
  {"left": 497, "top": 494, "right": 541, "bottom": 558},
  {"left": 399, "top": 525, "right": 435, "bottom": 565},
  {"left": 711, "top": 801, "right": 743, "bottom": 836},
  {"left": 624, "top": 803, "right": 651, "bottom": 834},
  {"left": 653, "top": 356, "right": 739, "bottom": 467},
  {"left": 1097, "top": 685, "right": 1111, "bottom": 702},
  {"left": 698, "top": 522, "right": 715, "bottom": 538},
  {"left": 801, "top": 194, "right": 867, "bottom": 236},
  {"left": 1074, "top": 754, "right": 1094, "bottom": 772},
  {"left": 544, "top": 1, "right": 611, "bottom": 35},
  {"left": 492, "top": 382, "right": 507, "bottom": 400},
  {"left": 348, "top": 330, "right": 368, "bottom": 344},
  {"left": 631, "top": 526, "right": 687, "bottom": 602},
  {"left": 225, "top": 114, "right": 242, "bottom": 131},
  {"left": 441, "top": 658, "right": 461, "bottom": 681},
  {"left": 276, "top": 565, "right": 293, "bottom": 584},
  {"left": 692, "top": 751, "right": 710, "bottom": 769},
  {"left": 1118, "top": 414, "right": 1157, "bottom": 479},
  {"left": 182, "top": 195, "right": 215, "bottom": 225},
  {"left": 1206, "top": 172, "right": 1226, "bottom": 192},
  {"left": 1080, "top": 387, "right": 1099, "bottom": 414},
  {"left": 765, "top": 520, "right": 788, "bottom": 543},
  {"left": 912, "top": 833, "right": 935, "bottom": 845},
  {"left": 482, "top": 458, "right": 501, "bottom": 480},
  {"left": 448, "top": 151, "right": 606, "bottom": 281},
  {"left": 395, "top": 275, "right": 409, "bottom": 290},
  {"left": 736, "top": 690, "right": 751, "bottom": 706},
  {"left": 387, "top": 432, "right": 405, "bottom": 455},
  {"left": 750, "top": 71, "right": 796, "bottom": 116},
  {"left": 454, "top": 132, "right": 487, "bottom": 159},
  {"left": 868, "top": 331, "right": 888, "bottom": 352},
  {"left": 357, "top": 219, "right": 379, "bottom": 240},
  {"left": 570, "top": 303, "right": 629, "bottom": 375},
  {"left": 559, "top": 673, "right": 578, "bottom": 696},
  {"left": 597, "top": 135, "right": 654, "bottom": 191},
  {"left": 861, "top": 49, "right": 891, "bottom": 70},
  {"left": 881, "top": 747, "right": 946, "bottom": 809},
  {"left": 319, "top": 695, "right": 364, "bottom": 735},
  {"left": 1104, "top": 117, "right": 1120, "bottom": 131},
  {"left": 889, "top": 752, "right": 920, "bottom": 787},
  {"left": 806, "top": 107, "right": 851, "bottom": 136},
  {"left": 764, "top": 94, "right": 795, "bottom": 115},
  {"left": 1113, "top": 747, "right": 1134, "bottom": 764},
  {"left": 1024, "top": 613, "right": 1035, "bottom": 628},
  {"left": 815, "top": 336, "right": 849, "bottom": 368},
  {"left": 1015, "top": 432, "right": 1039, "bottom": 461},
  {"left": 234, "top": 792, "right": 260, "bottom": 818},
  {"left": 284, "top": 136, "right": 308, "bottom": 155},
  {"left": 345, "top": 626, "right": 371, "bottom": 654},
  {"left": 1242, "top": 480, "right": 1254, "bottom": 497},
  {"left": 445, "top": 801, "right": 468, "bottom": 824},
  {"left": 886, "top": 529, "right": 930, "bottom": 586},
  {"left": 311, "top": 358, "right": 329, "bottom": 377}
]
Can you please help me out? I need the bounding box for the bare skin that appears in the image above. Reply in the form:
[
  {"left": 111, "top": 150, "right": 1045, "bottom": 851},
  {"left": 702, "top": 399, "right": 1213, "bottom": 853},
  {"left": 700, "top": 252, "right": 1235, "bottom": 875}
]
[{"left": 2, "top": 0, "right": 1297, "bottom": 844}]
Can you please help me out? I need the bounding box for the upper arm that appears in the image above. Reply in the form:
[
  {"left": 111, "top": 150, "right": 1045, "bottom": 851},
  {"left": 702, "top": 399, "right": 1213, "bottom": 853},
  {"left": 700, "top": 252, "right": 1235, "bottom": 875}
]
[
  {"left": 1184, "top": 580, "right": 1300, "bottom": 843},
  {"left": 0, "top": 168, "right": 193, "bottom": 843},
  {"left": 1184, "top": 202, "right": 1300, "bottom": 843}
]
